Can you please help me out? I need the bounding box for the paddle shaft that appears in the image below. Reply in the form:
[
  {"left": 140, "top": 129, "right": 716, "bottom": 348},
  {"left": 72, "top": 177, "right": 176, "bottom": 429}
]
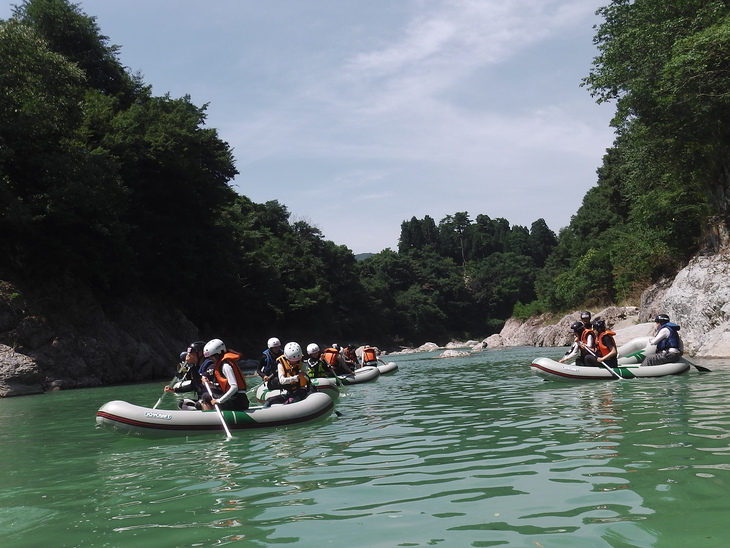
[
  {"left": 204, "top": 380, "right": 233, "bottom": 439},
  {"left": 583, "top": 343, "right": 623, "bottom": 380},
  {"left": 153, "top": 372, "right": 180, "bottom": 409}
]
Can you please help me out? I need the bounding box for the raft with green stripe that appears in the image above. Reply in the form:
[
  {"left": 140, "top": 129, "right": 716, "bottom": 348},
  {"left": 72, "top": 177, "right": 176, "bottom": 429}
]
[{"left": 95, "top": 392, "right": 334, "bottom": 438}]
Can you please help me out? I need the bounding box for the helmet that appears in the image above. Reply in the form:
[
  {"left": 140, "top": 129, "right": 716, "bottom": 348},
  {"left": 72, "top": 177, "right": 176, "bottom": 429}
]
[
  {"left": 592, "top": 319, "right": 606, "bottom": 332},
  {"left": 332, "top": 343, "right": 340, "bottom": 350},
  {"left": 307, "top": 343, "right": 320, "bottom": 355},
  {"left": 580, "top": 311, "right": 592, "bottom": 320},
  {"left": 203, "top": 338, "right": 226, "bottom": 357},
  {"left": 570, "top": 321, "right": 584, "bottom": 332},
  {"left": 187, "top": 341, "right": 206, "bottom": 354},
  {"left": 654, "top": 314, "right": 670, "bottom": 324},
  {"left": 284, "top": 342, "right": 302, "bottom": 361},
  {"left": 267, "top": 337, "right": 281, "bottom": 348}
]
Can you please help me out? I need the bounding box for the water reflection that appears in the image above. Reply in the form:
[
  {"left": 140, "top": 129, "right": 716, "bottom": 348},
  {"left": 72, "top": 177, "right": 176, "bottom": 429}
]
[{"left": 4, "top": 349, "right": 730, "bottom": 546}]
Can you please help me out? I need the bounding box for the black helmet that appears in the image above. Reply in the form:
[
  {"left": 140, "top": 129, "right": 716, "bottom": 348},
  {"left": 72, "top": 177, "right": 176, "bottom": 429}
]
[
  {"left": 580, "top": 311, "right": 592, "bottom": 320},
  {"left": 592, "top": 319, "right": 606, "bottom": 332},
  {"left": 654, "top": 314, "right": 670, "bottom": 324},
  {"left": 570, "top": 321, "right": 584, "bottom": 332},
  {"left": 187, "top": 341, "right": 206, "bottom": 354}
]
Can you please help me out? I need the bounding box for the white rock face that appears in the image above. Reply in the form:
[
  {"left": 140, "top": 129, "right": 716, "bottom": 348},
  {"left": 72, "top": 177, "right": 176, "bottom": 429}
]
[
  {"left": 438, "top": 350, "right": 470, "bottom": 358},
  {"left": 486, "top": 253, "right": 730, "bottom": 358},
  {"left": 658, "top": 254, "right": 730, "bottom": 358}
]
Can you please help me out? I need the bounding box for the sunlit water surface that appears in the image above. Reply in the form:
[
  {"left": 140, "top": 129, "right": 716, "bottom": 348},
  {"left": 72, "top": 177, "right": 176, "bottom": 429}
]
[{"left": 2, "top": 347, "right": 730, "bottom": 547}]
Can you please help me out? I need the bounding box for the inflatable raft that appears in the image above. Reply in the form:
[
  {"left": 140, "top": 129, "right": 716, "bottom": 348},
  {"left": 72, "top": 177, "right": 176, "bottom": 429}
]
[
  {"left": 530, "top": 357, "right": 690, "bottom": 381},
  {"left": 377, "top": 361, "right": 398, "bottom": 375},
  {"left": 96, "top": 392, "right": 334, "bottom": 438},
  {"left": 255, "top": 377, "right": 340, "bottom": 403},
  {"left": 338, "top": 365, "right": 380, "bottom": 385}
]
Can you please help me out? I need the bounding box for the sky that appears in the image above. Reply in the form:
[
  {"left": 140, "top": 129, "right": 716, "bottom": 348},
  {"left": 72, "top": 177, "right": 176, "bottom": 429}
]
[{"left": 2, "top": 0, "right": 617, "bottom": 254}]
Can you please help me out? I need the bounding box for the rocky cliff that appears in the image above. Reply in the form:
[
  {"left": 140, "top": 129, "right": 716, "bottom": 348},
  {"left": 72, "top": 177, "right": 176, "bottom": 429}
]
[
  {"left": 0, "top": 280, "right": 198, "bottom": 397},
  {"left": 2, "top": 250, "right": 729, "bottom": 397},
  {"left": 486, "top": 252, "right": 730, "bottom": 359}
]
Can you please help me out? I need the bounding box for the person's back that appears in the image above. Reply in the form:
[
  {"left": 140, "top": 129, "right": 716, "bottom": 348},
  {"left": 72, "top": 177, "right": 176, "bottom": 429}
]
[
  {"left": 322, "top": 346, "right": 354, "bottom": 375},
  {"left": 361, "top": 346, "right": 379, "bottom": 367}
]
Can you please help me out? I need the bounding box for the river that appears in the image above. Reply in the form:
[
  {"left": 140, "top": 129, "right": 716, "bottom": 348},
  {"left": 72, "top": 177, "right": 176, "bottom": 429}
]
[{"left": 2, "top": 346, "right": 729, "bottom": 547}]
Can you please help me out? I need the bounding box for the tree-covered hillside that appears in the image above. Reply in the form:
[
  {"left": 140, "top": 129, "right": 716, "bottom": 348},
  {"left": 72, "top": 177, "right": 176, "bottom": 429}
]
[
  {"left": 535, "top": 0, "right": 730, "bottom": 312},
  {"left": 2, "top": 0, "right": 729, "bottom": 354}
]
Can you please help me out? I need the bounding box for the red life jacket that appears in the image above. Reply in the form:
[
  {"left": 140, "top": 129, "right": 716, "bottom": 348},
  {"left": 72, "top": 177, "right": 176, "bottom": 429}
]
[
  {"left": 362, "top": 347, "right": 377, "bottom": 364},
  {"left": 213, "top": 351, "right": 247, "bottom": 392},
  {"left": 579, "top": 329, "right": 595, "bottom": 354},
  {"left": 322, "top": 348, "right": 340, "bottom": 366},
  {"left": 596, "top": 330, "right": 617, "bottom": 357}
]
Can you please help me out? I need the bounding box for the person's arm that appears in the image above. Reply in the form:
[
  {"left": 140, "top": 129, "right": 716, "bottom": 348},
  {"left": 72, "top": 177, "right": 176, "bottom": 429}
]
[
  {"left": 278, "top": 362, "right": 298, "bottom": 386},
  {"left": 649, "top": 327, "right": 669, "bottom": 346},
  {"left": 559, "top": 341, "right": 579, "bottom": 363}
]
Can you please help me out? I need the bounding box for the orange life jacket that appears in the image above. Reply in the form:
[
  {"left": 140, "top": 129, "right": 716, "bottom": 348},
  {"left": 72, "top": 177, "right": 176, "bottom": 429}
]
[
  {"left": 276, "top": 355, "right": 308, "bottom": 390},
  {"left": 322, "top": 348, "right": 340, "bottom": 366},
  {"left": 596, "top": 330, "right": 617, "bottom": 357},
  {"left": 362, "top": 347, "right": 377, "bottom": 364},
  {"left": 579, "top": 329, "right": 595, "bottom": 354},
  {"left": 213, "top": 351, "right": 247, "bottom": 393}
]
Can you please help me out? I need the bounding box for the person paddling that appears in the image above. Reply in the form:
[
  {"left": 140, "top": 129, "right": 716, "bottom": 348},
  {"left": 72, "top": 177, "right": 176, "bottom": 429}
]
[
  {"left": 584, "top": 320, "right": 618, "bottom": 368},
  {"left": 200, "top": 339, "right": 249, "bottom": 411},
  {"left": 305, "top": 343, "right": 336, "bottom": 378},
  {"left": 559, "top": 321, "right": 595, "bottom": 365},
  {"left": 164, "top": 340, "right": 206, "bottom": 409}
]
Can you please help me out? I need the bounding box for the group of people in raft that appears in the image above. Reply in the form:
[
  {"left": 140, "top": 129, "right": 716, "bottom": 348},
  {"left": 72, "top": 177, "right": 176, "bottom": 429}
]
[
  {"left": 557, "top": 311, "right": 684, "bottom": 368},
  {"left": 164, "top": 338, "right": 385, "bottom": 411}
]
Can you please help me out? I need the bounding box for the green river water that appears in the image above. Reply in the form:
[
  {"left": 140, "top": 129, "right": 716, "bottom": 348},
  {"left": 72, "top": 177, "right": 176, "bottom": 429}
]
[{"left": 1, "top": 346, "right": 729, "bottom": 547}]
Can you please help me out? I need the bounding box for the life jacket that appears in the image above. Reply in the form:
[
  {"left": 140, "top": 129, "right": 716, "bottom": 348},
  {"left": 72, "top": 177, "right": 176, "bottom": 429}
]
[
  {"left": 657, "top": 323, "right": 681, "bottom": 351},
  {"left": 362, "top": 347, "right": 378, "bottom": 365},
  {"left": 276, "top": 355, "right": 308, "bottom": 390},
  {"left": 260, "top": 348, "right": 279, "bottom": 376},
  {"left": 307, "top": 357, "right": 331, "bottom": 378},
  {"left": 322, "top": 347, "right": 340, "bottom": 366},
  {"left": 595, "top": 330, "right": 617, "bottom": 357},
  {"left": 343, "top": 347, "right": 357, "bottom": 363},
  {"left": 579, "top": 329, "right": 595, "bottom": 355},
  {"left": 198, "top": 358, "right": 216, "bottom": 377},
  {"left": 213, "top": 351, "right": 247, "bottom": 393}
]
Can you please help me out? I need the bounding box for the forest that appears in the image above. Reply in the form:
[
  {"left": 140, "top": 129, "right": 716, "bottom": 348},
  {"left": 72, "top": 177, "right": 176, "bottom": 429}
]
[{"left": 2, "top": 0, "right": 730, "bottom": 351}]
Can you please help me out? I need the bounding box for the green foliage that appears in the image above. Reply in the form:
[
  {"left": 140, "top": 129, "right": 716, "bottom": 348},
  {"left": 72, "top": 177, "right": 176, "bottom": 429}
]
[{"left": 6, "top": 0, "right": 730, "bottom": 354}]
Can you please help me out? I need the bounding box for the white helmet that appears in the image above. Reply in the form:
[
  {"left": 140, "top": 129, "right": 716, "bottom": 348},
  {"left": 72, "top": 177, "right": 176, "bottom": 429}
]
[
  {"left": 267, "top": 337, "right": 281, "bottom": 348},
  {"left": 307, "top": 343, "right": 320, "bottom": 355},
  {"left": 284, "top": 342, "right": 302, "bottom": 361},
  {"left": 204, "top": 338, "right": 226, "bottom": 357}
]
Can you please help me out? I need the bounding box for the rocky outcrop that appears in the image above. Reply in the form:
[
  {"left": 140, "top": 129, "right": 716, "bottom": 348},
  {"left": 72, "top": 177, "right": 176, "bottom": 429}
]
[
  {"left": 486, "top": 252, "right": 730, "bottom": 358},
  {"left": 0, "top": 280, "right": 198, "bottom": 397},
  {"left": 650, "top": 254, "right": 730, "bottom": 358},
  {"left": 486, "top": 306, "right": 643, "bottom": 349}
]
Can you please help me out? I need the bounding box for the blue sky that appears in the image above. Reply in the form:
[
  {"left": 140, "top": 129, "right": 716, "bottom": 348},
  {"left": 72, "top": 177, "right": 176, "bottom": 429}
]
[{"left": 3, "top": 0, "right": 616, "bottom": 254}]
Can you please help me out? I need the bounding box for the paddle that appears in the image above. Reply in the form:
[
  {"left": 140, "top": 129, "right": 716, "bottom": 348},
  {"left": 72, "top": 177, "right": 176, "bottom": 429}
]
[
  {"left": 153, "top": 367, "right": 183, "bottom": 409},
  {"left": 584, "top": 344, "right": 624, "bottom": 380},
  {"left": 203, "top": 380, "right": 233, "bottom": 440},
  {"left": 683, "top": 358, "right": 711, "bottom": 373}
]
